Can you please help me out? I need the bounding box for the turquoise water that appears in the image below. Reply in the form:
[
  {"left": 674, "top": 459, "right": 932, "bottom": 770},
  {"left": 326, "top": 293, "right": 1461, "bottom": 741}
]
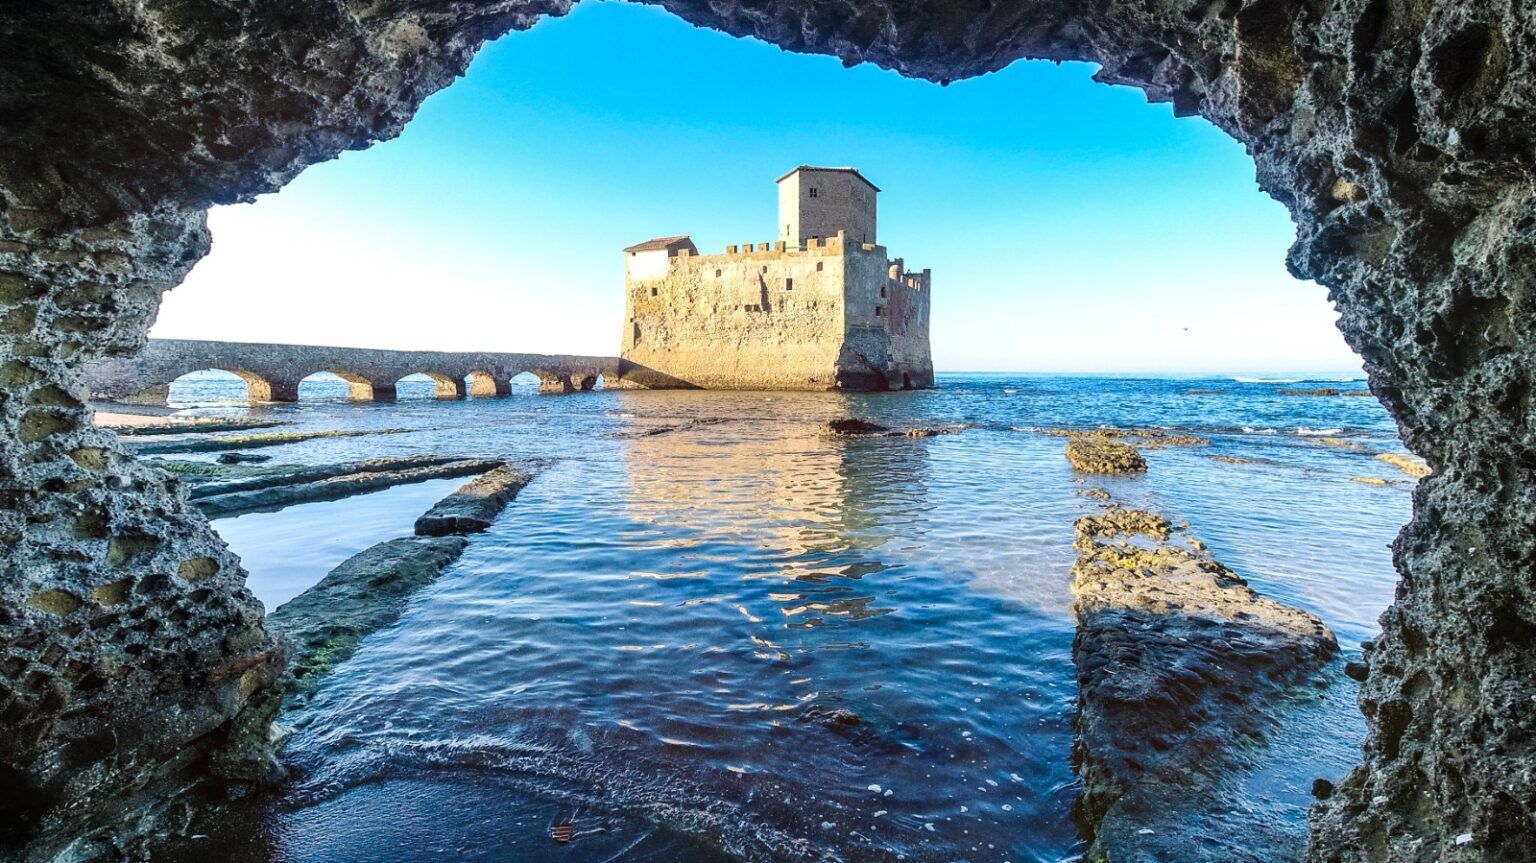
[{"left": 153, "top": 372, "right": 1411, "bottom": 862}]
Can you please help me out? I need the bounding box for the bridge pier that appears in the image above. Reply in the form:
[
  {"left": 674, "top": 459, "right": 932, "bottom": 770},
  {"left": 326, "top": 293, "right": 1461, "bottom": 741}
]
[
  {"left": 465, "top": 371, "right": 503, "bottom": 398},
  {"left": 372, "top": 383, "right": 397, "bottom": 401},
  {"left": 265, "top": 379, "right": 299, "bottom": 403},
  {"left": 431, "top": 377, "right": 464, "bottom": 399},
  {"left": 538, "top": 376, "right": 573, "bottom": 395},
  {"left": 121, "top": 383, "right": 170, "bottom": 405}
]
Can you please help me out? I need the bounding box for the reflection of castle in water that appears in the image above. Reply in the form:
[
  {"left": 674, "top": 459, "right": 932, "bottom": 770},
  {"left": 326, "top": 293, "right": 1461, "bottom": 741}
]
[{"left": 613, "top": 400, "right": 933, "bottom": 627}]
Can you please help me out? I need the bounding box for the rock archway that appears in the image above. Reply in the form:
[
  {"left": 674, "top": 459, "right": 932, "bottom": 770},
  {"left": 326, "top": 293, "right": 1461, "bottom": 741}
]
[{"left": 1, "top": 1, "right": 1531, "bottom": 860}]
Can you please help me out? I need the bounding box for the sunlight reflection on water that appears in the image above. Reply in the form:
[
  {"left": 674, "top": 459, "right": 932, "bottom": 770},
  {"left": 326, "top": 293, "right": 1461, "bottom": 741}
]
[{"left": 154, "top": 373, "right": 1409, "bottom": 863}]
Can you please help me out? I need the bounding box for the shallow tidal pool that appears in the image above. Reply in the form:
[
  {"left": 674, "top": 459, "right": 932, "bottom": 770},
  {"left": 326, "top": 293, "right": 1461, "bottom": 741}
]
[{"left": 155, "top": 373, "right": 1411, "bottom": 862}]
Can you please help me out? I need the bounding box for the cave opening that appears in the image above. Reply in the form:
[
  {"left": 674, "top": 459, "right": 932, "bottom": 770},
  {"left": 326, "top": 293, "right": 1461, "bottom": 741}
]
[{"left": 2, "top": 0, "right": 1530, "bottom": 862}]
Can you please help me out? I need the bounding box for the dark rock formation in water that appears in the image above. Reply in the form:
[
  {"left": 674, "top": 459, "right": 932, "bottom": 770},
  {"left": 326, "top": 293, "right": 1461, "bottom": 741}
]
[
  {"left": 1, "top": 0, "right": 1532, "bottom": 859},
  {"left": 414, "top": 465, "right": 532, "bottom": 536},
  {"left": 820, "top": 418, "right": 892, "bottom": 436},
  {"left": 1071, "top": 508, "right": 1338, "bottom": 860}
]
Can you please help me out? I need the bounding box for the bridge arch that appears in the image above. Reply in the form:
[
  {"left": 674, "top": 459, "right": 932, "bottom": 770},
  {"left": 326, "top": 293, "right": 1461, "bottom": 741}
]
[
  {"left": 394, "top": 371, "right": 464, "bottom": 399},
  {"left": 297, "top": 370, "right": 376, "bottom": 401},
  {"left": 464, "top": 370, "right": 506, "bottom": 398},
  {"left": 151, "top": 368, "right": 275, "bottom": 406}
]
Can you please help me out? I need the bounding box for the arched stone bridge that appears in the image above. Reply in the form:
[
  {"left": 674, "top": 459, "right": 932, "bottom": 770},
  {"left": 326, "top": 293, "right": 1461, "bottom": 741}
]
[{"left": 83, "top": 338, "right": 631, "bottom": 403}]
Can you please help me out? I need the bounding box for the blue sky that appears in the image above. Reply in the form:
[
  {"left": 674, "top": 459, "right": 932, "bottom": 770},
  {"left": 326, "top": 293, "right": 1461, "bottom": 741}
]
[{"left": 152, "top": 1, "right": 1362, "bottom": 375}]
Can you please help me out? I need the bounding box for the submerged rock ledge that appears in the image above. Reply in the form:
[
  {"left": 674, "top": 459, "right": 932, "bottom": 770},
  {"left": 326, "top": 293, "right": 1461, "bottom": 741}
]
[
  {"left": 1070, "top": 505, "right": 1338, "bottom": 861},
  {"left": 195, "top": 457, "right": 505, "bottom": 518},
  {"left": 266, "top": 463, "right": 536, "bottom": 706},
  {"left": 266, "top": 535, "right": 469, "bottom": 703}
]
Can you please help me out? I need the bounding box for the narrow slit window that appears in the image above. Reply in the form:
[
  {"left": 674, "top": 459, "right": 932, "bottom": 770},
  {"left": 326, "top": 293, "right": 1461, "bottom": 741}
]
[
  {"left": 650, "top": 287, "right": 657, "bottom": 297},
  {"left": 880, "top": 285, "right": 887, "bottom": 298},
  {"left": 785, "top": 277, "right": 793, "bottom": 291},
  {"left": 875, "top": 305, "right": 884, "bottom": 317}
]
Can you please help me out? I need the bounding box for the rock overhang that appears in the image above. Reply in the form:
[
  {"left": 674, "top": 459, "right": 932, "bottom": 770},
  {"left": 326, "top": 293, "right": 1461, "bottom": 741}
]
[{"left": 1, "top": 0, "right": 1533, "bottom": 861}]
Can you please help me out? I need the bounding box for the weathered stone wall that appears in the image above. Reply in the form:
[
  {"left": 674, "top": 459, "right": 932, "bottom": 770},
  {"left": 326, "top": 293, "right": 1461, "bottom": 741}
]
[
  {"left": 842, "top": 246, "right": 934, "bottom": 389},
  {"left": 82, "top": 338, "right": 621, "bottom": 404},
  {"left": 620, "top": 237, "right": 933, "bottom": 390},
  {"left": 778, "top": 168, "right": 878, "bottom": 246},
  {"left": 621, "top": 240, "right": 849, "bottom": 389},
  {"left": 1, "top": 0, "right": 1533, "bottom": 860}
]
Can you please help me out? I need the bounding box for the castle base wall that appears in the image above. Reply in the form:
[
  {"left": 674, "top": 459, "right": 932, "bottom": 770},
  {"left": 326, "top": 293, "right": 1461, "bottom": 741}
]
[{"left": 619, "top": 240, "right": 932, "bottom": 392}]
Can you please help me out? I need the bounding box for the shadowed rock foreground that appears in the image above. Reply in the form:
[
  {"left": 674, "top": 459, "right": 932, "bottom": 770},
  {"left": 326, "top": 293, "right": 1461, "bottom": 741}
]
[
  {"left": 2, "top": 0, "right": 1534, "bottom": 859},
  {"left": 1071, "top": 507, "right": 1338, "bottom": 861}
]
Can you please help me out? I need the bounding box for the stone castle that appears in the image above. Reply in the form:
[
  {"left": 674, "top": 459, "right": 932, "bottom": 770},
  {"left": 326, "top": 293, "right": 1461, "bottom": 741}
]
[{"left": 619, "top": 166, "right": 933, "bottom": 390}]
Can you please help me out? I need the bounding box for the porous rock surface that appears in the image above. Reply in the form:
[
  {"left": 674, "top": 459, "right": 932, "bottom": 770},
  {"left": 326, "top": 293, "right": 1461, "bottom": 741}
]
[
  {"left": 1071, "top": 508, "right": 1338, "bottom": 861},
  {"left": 1, "top": 0, "right": 1533, "bottom": 859},
  {"left": 1066, "top": 434, "right": 1150, "bottom": 474}
]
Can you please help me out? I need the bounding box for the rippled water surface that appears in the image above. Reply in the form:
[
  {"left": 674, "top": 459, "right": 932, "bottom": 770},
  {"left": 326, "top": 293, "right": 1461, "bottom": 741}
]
[{"left": 151, "top": 373, "right": 1412, "bottom": 862}]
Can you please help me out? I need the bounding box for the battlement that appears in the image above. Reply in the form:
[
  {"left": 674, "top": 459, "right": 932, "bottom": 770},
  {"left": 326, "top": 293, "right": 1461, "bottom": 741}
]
[{"left": 684, "top": 232, "right": 897, "bottom": 263}]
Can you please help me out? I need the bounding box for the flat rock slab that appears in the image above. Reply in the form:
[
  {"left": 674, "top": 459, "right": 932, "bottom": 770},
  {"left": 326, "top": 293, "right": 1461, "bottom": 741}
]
[
  {"left": 267, "top": 536, "right": 469, "bottom": 703},
  {"left": 127, "top": 427, "right": 411, "bottom": 455},
  {"left": 188, "top": 454, "right": 470, "bottom": 499},
  {"left": 1070, "top": 506, "right": 1337, "bottom": 861},
  {"left": 110, "top": 418, "right": 289, "bottom": 436},
  {"left": 414, "top": 465, "right": 533, "bottom": 536},
  {"left": 196, "top": 458, "right": 504, "bottom": 518}
]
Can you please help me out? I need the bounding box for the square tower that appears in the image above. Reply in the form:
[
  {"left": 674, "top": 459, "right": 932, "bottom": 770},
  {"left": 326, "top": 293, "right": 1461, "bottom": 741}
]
[{"left": 777, "top": 166, "right": 879, "bottom": 246}]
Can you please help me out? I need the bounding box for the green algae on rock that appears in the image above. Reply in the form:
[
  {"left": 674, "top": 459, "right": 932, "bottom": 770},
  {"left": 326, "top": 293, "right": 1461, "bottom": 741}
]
[
  {"left": 1065, "top": 434, "right": 1148, "bottom": 474},
  {"left": 127, "top": 427, "right": 412, "bottom": 455},
  {"left": 265, "top": 536, "right": 469, "bottom": 704},
  {"left": 195, "top": 458, "right": 506, "bottom": 518}
]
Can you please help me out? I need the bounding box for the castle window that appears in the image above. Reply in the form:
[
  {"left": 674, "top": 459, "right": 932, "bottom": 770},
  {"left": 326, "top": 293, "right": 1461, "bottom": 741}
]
[
  {"left": 715, "top": 269, "right": 722, "bottom": 277},
  {"left": 809, "top": 187, "right": 818, "bottom": 198},
  {"left": 875, "top": 305, "right": 884, "bottom": 317},
  {"left": 880, "top": 285, "right": 887, "bottom": 298},
  {"left": 650, "top": 287, "right": 657, "bottom": 297},
  {"left": 785, "top": 277, "right": 793, "bottom": 291},
  {"left": 816, "top": 261, "right": 823, "bottom": 271},
  {"left": 761, "top": 266, "right": 767, "bottom": 274}
]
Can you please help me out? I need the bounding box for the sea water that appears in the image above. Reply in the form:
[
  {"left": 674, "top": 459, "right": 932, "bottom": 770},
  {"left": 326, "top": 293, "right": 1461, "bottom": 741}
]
[{"left": 153, "top": 372, "right": 1410, "bottom": 862}]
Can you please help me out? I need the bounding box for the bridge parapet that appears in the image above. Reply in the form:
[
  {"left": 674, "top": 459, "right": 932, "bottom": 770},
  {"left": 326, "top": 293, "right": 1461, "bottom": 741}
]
[{"left": 83, "top": 339, "right": 628, "bottom": 404}]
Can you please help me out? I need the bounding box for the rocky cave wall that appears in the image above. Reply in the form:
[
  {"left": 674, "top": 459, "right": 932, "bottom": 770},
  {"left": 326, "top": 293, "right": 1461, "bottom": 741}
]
[{"left": 1, "top": 0, "right": 1531, "bottom": 860}]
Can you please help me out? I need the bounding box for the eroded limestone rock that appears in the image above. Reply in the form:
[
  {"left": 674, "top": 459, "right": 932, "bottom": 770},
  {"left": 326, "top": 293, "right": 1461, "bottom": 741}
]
[
  {"left": 1, "top": 0, "right": 1533, "bottom": 858},
  {"left": 1065, "top": 434, "right": 1149, "bottom": 474}
]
